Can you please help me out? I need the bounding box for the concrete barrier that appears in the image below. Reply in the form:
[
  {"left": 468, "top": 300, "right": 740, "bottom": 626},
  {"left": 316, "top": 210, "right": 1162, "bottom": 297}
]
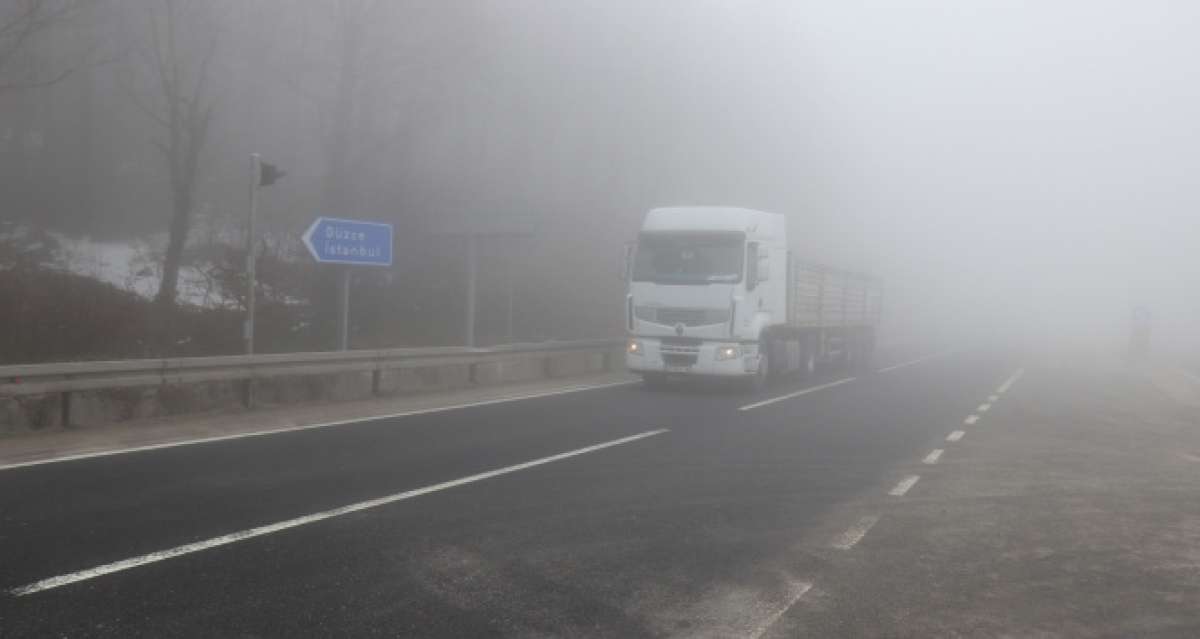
[{"left": 0, "top": 342, "right": 624, "bottom": 433}]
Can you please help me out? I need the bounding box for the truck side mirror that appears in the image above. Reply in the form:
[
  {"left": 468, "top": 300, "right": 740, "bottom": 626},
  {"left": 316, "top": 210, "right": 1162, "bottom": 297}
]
[
  {"left": 620, "top": 241, "right": 635, "bottom": 281},
  {"left": 746, "top": 242, "right": 759, "bottom": 290}
]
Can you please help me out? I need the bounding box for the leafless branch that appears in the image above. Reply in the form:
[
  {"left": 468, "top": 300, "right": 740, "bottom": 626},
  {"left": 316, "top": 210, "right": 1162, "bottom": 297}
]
[{"left": 0, "top": 0, "right": 92, "bottom": 91}]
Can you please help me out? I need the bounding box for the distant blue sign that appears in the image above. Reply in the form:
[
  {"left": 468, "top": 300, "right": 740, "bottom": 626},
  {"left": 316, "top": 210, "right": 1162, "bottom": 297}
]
[{"left": 302, "top": 217, "right": 393, "bottom": 267}]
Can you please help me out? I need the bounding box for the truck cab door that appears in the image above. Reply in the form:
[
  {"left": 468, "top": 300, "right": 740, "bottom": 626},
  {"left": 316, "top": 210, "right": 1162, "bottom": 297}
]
[{"left": 747, "top": 242, "right": 770, "bottom": 311}]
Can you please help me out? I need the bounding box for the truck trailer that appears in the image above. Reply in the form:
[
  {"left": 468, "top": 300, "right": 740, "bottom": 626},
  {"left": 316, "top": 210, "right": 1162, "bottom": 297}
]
[{"left": 624, "top": 206, "right": 882, "bottom": 388}]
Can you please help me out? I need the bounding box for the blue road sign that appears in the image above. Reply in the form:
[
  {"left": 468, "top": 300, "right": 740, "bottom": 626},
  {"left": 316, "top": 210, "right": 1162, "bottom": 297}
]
[{"left": 302, "top": 217, "right": 393, "bottom": 267}]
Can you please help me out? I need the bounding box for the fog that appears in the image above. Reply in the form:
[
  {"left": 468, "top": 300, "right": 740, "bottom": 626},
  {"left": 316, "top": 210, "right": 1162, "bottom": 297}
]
[
  {"left": 3, "top": 0, "right": 1198, "bottom": 361},
  {"left": 780, "top": 1, "right": 1200, "bottom": 352}
]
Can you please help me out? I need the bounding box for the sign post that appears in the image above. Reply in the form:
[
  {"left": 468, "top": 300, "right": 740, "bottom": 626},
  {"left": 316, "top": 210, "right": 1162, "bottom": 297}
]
[
  {"left": 245, "top": 154, "right": 261, "bottom": 355},
  {"left": 243, "top": 153, "right": 286, "bottom": 356},
  {"left": 302, "top": 217, "right": 394, "bottom": 350},
  {"left": 429, "top": 212, "right": 534, "bottom": 348},
  {"left": 337, "top": 267, "right": 352, "bottom": 351},
  {"left": 465, "top": 234, "right": 478, "bottom": 347}
]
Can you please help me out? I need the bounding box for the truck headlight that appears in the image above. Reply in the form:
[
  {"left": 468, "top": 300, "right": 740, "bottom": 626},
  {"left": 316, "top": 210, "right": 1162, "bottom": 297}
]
[
  {"left": 715, "top": 344, "right": 740, "bottom": 360},
  {"left": 627, "top": 339, "right": 644, "bottom": 355}
]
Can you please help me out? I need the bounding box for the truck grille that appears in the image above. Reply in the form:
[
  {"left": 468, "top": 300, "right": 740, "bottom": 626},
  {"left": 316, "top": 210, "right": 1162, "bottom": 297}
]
[
  {"left": 656, "top": 308, "right": 706, "bottom": 326},
  {"left": 634, "top": 307, "right": 730, "bottom": 327},
  {"left": 660, "top": 339, "right": 701, "bottom": 367}
]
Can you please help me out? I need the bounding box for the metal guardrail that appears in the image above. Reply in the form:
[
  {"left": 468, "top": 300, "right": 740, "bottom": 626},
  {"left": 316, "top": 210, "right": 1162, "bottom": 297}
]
[{"left": 0, "top": 339, "right": 624, "bottom": 399}]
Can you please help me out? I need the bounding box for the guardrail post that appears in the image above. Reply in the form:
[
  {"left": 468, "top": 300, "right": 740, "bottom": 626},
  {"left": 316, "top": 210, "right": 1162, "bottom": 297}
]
[
  {"left": 371, "top": 367, "right": 382, "bottom": 396},
  {"left": 601, "top": 351, "right": 612, "bottom": 372},
  {"left": 241, "top": 379, "right": 255, "bottom": 409},
  {"left": 61, "top": 391, "right": 75, "bottom": 428},
  {"left": 468, "top": 363, "right": 478, "bottom": 385}
]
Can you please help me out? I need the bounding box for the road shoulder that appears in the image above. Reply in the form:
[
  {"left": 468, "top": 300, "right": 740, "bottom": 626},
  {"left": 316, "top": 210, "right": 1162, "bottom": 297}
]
[{"left": 774, "top": 363, "right": 1200, "bottom": 637}]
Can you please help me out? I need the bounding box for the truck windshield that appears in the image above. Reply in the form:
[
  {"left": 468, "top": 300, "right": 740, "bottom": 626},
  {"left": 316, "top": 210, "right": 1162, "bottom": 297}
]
[{"left": 632, "top": 232, "right": 744, "bottom": 284}]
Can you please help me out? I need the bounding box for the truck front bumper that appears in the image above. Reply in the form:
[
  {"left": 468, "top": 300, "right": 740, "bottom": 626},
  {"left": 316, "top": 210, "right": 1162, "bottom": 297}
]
[{"left": 625, "top": 337, "right": 759, "bottom": 378}]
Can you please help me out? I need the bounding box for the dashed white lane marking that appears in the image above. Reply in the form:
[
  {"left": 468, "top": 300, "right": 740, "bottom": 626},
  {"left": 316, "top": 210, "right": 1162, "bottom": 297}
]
[
  {"left": 996, "top": 367, "right": 1025, "bottom": 394},
  {"left": 738, "top": 377, "right": 856, "bottom": 411},
  {"left": 946, "top": 430, "right": 965, "bottom": 442},
  {"left": 875, "top": 351, "right": 949, "bottom": 373},
  {"left": 978, "top": 403, "right": 991, "bottom": 412},
  {"left": 9, "top": 429, "right": 670, "bottom": 596},
  {"left": 832, "top": 515, "right": 880, "bottom": 550},
  {"left": 747, "top": 580, "right": 814, "bottom": 639},
  {"left": 922, "top": 449, "right": 944, "bottom": 465},
  {"left": 0, "top": 379, "right": 639, "bottom": 472},
  {"left": 964, "top": 415, "right": 979, "bottom": 425},
  {"left": 889, "top": 475, "right": 921, "bottom": 496},
  {"left": 988, "top": 394, "right": 999, "bottom": 402},
  {"left": 1179, "top": 368, "right": 1200, "bottom": 385}
]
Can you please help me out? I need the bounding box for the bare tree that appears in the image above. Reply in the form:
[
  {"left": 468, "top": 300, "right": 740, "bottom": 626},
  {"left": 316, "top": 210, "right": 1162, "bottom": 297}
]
[
  {"left": 281, "top": 0, "right": 388, "bottom": 214},
  {"left": 268, "top": 0, "right": 415, "bottom": 344},
  {"left": 0, "top": 0, "right": 90, "bottom": 93},
  {"left": 124, "top": 0, "right": 221, "bottom": 310}
]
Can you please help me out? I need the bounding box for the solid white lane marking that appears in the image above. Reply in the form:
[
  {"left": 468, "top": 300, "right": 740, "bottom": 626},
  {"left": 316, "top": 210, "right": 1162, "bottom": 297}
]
[
  {"left": 9, "top": 429, "right": 669, "bottom": 596},
  {"left": 889, "top": 475, "right": 921, "bottom": 496},
  {"left": 0, "top": 379, "right": 638, "bottom": 472},
  {"left": 875, "top": 351, "right": 949, "bottom": 373},
  {"left": 978, "top": 403, "right": 991, "bottom": 412},
  {"left": 922, "top": 449, "right": 944, "bottom": 465},
  {"left": 832, "top": 515, "right": 880, "bottom": 550},
  {"left": 946, "top": 430, "right": 965, "bottom": 442},
  {"left": 988, "top": 394, "right": 999, "bottom": 402},
  {"left": 738, "top": 377, "right": 856, "bottom": 411},
  {"left": 996, "top": 368, "right": 1024, "bottom": 394},
  {"left": 964, "top": 414, "right": 979, "bottom": 425},
  {"left": 747, "top": 580, "right": 814, "bottom": 639}
]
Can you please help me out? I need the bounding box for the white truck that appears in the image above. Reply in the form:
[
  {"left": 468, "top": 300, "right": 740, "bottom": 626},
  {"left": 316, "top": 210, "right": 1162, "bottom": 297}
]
[{"left": 624, "top": 206, "right": 882, "bottom": 388}]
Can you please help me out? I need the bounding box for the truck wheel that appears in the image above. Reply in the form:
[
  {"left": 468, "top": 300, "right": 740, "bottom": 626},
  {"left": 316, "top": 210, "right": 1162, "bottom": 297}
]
[
  {"left": 801, "top": 348, "right": 816, "bottom": 380},
  {"left": 642, "top": 372, "right": 668, "bottom": 390},
  {"left": 847, "top": 332, "right": 873, "bottom": 374},
  {"left": 858, "top": 333, "right": 876, "bottom": 373}
]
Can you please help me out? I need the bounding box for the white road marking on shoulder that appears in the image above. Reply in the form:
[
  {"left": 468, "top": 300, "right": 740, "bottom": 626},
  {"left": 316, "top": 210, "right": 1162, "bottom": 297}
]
[
  {"left": 978, "top": 403, "right": 990, "bottom": 412},
  {"left": 946, "top": 430, "right": 965, "bottom": 442},
  {"left": 988, "top": 394, "right": 999, "bottom": 402},
  {"left": 738, "top": 377, "right": 856, "bottom": 411},
  {"left": 996, "top": 367, "right": 1024, "bottom": 394},
  {"left": 9, "top": 428, "right": 669, "bottom": 596},
  {"left": 875, "top": 351, "right": 949, "bottom": 373},
  {"left": 889, "top": 475, "right": 921, "bottom": 496},
  {"left": 747, "top": 580, "right": 814, "bottom": 639},
  {"left": 832, "top": 515, "right": 880, "bottom": 550},
  {"left": 0, "top": 379, "right": 638, "bottom": 472},
  {"left": 964, "top": 414, "right": 979, "bottom": 425},
  {"left": 922, "top": 449, "right": 944, "bottom": 464}
]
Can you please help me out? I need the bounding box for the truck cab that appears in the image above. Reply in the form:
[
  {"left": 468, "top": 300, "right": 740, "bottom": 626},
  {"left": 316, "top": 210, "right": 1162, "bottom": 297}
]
[{"left": 625, "top": 207, "right": 787, "bottom": 385}]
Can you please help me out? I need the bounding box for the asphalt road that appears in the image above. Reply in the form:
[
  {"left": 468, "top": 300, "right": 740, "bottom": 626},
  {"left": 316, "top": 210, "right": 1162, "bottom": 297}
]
[{"left": 1, "top": 350, "right": 1027, "bottom": 637}]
